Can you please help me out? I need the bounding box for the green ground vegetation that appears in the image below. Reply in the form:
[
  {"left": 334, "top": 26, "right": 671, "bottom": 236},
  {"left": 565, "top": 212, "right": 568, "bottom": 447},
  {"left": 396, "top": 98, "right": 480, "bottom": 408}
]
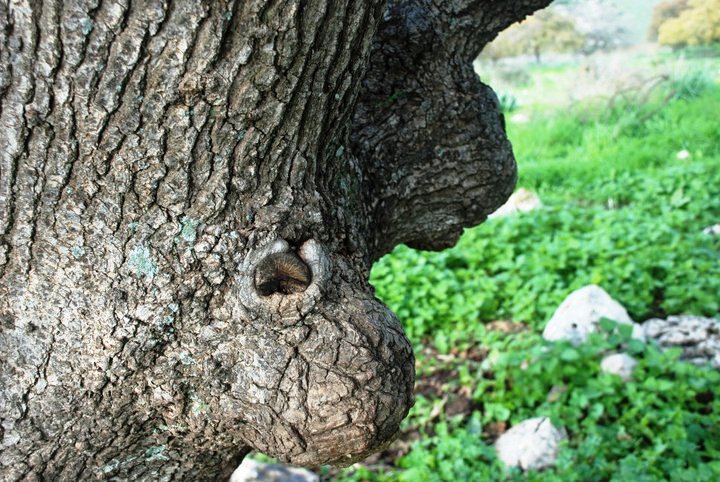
[
  {"left": 480, "top": 47, "right": 720, "bottom": 115},
  {"left": 330, "top": 56, "right": 720, "bottom": 481}
]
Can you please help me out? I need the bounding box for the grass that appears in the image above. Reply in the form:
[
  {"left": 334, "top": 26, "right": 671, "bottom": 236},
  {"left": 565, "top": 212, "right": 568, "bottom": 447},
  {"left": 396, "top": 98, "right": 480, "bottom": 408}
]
[
  {"left": 510, "top": 84, "right": 720, "bottom": 195},
  {"left": 477, "top": 46, "right": 720, "bottom": 113},
  {"left": 329, "top": 57, "right": 720, "bottom": 481}
]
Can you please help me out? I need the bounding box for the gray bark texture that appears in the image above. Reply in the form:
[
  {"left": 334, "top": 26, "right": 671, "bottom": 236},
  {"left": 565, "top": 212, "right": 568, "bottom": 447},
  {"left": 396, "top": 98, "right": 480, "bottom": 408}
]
[{"left": 0, "top": 0, "right": 550, "bottom": 480}]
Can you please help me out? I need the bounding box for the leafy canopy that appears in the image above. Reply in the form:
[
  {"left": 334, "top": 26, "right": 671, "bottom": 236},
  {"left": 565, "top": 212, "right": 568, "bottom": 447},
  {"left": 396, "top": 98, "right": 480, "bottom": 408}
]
[{"left": 654, "top": 0, "right": 720, "bottom": 47}]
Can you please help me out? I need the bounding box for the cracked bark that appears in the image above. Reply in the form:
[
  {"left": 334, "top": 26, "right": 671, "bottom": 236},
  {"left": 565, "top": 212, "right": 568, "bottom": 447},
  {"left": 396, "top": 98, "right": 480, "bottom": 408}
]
[{"left": 0, "top": 0, "right": 550, "bottom": 480}]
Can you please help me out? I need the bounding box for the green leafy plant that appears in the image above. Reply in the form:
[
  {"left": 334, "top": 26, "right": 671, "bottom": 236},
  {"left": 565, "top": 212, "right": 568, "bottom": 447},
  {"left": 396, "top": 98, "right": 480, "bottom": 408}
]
[
  {"left": 669, "top": 69, "right": 713, "bottom": 100},
  {"left": 498, "top": 92, "right": 519, "bottom": 113}
]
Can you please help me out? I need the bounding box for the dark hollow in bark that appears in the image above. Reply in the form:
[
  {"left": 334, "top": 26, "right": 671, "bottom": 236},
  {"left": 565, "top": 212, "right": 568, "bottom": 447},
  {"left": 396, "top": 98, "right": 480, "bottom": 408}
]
[
  {"left": 0, "top": 0, "right": 551, "bottom": 479},
  {"left": 254, "top": 251, "right": 312, "bottom": 296}
]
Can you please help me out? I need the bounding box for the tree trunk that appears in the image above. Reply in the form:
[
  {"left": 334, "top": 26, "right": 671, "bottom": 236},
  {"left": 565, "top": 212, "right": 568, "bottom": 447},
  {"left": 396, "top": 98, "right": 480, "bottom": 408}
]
[{"left": 0, "top": 0, "right": 550, "bottom": 480}]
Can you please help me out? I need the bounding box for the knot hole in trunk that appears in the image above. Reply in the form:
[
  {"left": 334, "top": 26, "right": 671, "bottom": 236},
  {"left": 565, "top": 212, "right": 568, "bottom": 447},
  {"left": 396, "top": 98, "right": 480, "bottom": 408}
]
[{"left": 254, "top": 251, "right": 311, "bottom": 296}]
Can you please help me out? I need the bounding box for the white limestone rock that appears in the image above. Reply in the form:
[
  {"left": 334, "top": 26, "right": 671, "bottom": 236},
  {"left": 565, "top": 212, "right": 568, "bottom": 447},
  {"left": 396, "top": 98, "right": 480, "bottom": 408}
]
[
  {"left": 231, "top": 459, "right": 319, "bottom": 482},
  {"left": 495, "top": 417, "right": 567, "bottom": 471},
  {"left": 489, "top": 188, "right": 542, "bottom": 218},
  {"left": 702, "top": 223, "right": 720, "bottom": 236},
  {"left": 643, "top": 315, "right": 720, "bottom": 369},
  {"left": 542, "top": 285, "right": 644, "bottom": 345},
  {"left": 600, "top": 353, "right": 637, "bottom": 381}
]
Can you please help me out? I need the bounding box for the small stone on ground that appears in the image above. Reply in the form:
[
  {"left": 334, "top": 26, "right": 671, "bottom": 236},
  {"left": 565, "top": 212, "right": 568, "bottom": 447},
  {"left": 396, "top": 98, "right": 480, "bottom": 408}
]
[
  {"left": 489, "top": 188, "right": 542, "bottom": 218},
  {"left": 494, "top": 417, "right": 567, "bottom": 471},
  {"left": 542, "top": 285, "right": 644, "bottom": 345},
  {"left": 643, "top": 315, "right": 720, "bottom": 369},
  {"left": 231, "top": 459, "right": 318, "bottom": 482},
  {"left": 600, "top": 353, "right": 637, "bottom": 381}
]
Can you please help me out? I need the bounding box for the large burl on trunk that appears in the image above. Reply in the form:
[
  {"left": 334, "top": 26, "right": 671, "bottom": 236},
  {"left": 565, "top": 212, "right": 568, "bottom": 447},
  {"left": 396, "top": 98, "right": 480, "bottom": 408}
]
[{"left": 0, "top": 0, "right": 550, "bottom": 479}]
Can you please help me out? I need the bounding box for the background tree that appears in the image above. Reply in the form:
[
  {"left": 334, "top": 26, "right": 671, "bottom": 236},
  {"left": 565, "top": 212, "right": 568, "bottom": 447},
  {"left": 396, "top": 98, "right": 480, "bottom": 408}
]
[
  {"left": 481, "top": 9, "right": 585, "bottom": 63},
  {"left": 648, "top": 0, "right": 690, "bottom": 42},
  {"left": 0, "top": 0, "right": 551, "bottom": 480},
  {"left": 480, "top": 0, "right": 632, "bottom": 64},
  {"left": 655, "top": 0, "right": 720, "bottom": 47},
  {"left": 561, "top": 0, "right": 630, "bottom": 55}
]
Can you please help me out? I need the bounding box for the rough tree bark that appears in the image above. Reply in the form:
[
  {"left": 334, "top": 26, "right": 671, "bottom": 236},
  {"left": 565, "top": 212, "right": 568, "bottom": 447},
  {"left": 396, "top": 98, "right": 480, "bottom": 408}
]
[{"left": 0, "top": 0, "right": 550, "bottom": 480}]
